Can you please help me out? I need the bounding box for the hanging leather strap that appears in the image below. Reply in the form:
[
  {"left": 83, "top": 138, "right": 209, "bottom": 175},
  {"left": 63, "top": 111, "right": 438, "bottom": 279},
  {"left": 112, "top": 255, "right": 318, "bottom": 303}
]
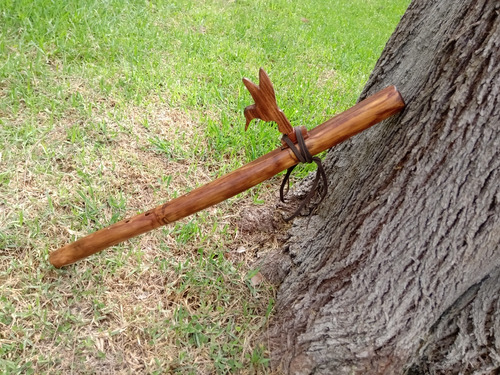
[{"left": 280, "top": 127, "right": 328, "bottom": 221}]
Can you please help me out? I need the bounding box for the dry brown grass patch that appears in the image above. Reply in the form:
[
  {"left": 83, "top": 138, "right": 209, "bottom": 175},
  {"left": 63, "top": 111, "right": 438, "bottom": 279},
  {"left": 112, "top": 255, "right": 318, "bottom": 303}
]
[{"left": 1, "top": 76, "right": 282, "bottom": 374}]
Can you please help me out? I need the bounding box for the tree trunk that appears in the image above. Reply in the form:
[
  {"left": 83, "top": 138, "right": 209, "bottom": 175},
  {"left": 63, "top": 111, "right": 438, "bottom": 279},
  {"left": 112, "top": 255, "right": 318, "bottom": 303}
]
[{"left": 265, "top": 0, "right": 500, "bottom": 373}]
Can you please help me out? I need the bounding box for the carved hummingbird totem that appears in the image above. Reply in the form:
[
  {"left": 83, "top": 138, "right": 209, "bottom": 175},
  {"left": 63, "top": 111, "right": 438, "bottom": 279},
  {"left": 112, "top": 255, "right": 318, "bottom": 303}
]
[{"left": 243, "top": 68, "right": 308, "bottom": 145}]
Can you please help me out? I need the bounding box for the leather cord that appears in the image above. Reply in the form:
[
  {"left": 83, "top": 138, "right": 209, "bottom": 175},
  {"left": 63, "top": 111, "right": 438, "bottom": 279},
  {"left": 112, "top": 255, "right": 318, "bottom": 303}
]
[{"left": 280, "top": 127, "right": 328, "bottom": 222}]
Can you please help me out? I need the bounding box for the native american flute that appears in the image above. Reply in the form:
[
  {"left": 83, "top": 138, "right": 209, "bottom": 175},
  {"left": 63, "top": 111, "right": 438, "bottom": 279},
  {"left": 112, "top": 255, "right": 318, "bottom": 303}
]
[{"left": 49, "top": 85, "right": 404, "bottom": 268}]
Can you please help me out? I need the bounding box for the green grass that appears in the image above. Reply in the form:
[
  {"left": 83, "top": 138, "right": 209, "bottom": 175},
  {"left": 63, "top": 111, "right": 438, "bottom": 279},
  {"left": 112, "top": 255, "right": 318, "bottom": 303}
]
[{"left": 0, "top": 0, "right": 409, "bottom": 373}]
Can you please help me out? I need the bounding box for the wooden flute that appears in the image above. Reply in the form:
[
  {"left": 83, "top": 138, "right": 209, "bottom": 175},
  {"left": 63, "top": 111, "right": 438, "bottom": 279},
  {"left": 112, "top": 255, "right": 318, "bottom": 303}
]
[{"left": 49, "top": 84, "right": 404, "bottom": 268}]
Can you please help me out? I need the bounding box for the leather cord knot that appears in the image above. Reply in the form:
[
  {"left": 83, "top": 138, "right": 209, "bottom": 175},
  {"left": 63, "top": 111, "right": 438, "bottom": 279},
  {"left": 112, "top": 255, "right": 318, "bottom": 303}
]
[{"left": 280, "top": 127, "right": 328, "bottom": 222}]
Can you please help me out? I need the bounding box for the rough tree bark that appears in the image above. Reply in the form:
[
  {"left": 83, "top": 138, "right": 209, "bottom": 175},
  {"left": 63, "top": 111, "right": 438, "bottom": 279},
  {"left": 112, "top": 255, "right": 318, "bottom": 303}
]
[{"left": 264, "top": 0, "right": 500, "bottom": 373}]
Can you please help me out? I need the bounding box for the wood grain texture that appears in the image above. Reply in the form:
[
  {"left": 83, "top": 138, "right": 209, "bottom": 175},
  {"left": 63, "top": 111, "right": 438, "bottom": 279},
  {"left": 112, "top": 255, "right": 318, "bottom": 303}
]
[
  {"left": 49, "top": 86, "right": 404, "bottom": 268},
  {"left": 243, "top": 68, "right": 293, "bottom": 135},
  {"left": 266, "top": 0, "right": 500, "bottom": 373},
  {"left": 243, "top": 68, "right": 305, "bottom": 144}
]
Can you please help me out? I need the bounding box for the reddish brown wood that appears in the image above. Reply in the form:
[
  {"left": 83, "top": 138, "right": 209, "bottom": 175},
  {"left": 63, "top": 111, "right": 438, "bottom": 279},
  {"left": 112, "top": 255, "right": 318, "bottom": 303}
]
[
  {"left": 243, "top": 68, "right": 297, "bottom": 144},
  {"left": 49, "top": 86, "right": 404, "bottom": 268}
]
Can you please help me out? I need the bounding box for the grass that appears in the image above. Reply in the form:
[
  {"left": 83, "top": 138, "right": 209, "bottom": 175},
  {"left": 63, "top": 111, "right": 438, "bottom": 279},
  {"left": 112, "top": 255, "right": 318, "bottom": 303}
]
[{"left": 0, "top": 0, "right": 409, "bottom": 373}]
